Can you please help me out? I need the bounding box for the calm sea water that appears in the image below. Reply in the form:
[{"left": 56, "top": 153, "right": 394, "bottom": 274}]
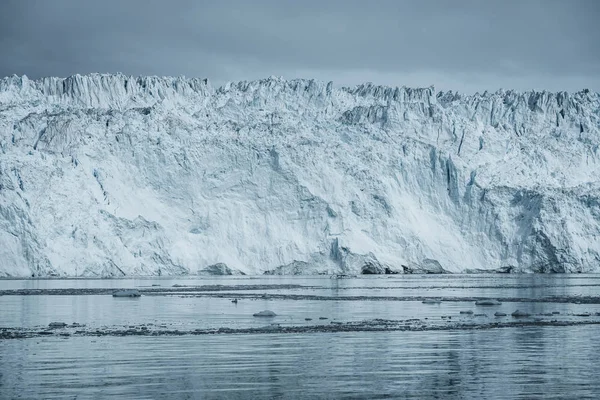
[{"left": 1, "top": 275, "right": 599, "bottom": 399}]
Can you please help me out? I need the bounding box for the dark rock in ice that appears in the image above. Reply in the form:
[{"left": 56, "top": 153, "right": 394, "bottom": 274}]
[
  {"left": 360, "top": 260, "right": 399, "bottom": 275},
  {"left": 420, "top": 259, "right": 448, "bottom": 274},
  {"left": 474, "top": 314, "right": 487, "bottom": 317},
  {"left": 552, "top": 311, "right": 560, "bottom": 315},
  {"left": 460, "top": 310, "right": 474, "bottom": 314},
  {"left": 495, "top": 266, "right": 515, "bottom": 274},
  {"left": 465, "top": 266, "right": 515, "bottom": 274},
  {"left": 361, "top": 262, "right": 383, "bottom": 274},
  {"left": 475, "top": 300, "right": 502, "bottom": 306},
  {"left": 511, "top": 310, "right": 530, "bottom": 318},
  {"left": 253, "top": 310, "right": 277, "bottom": 317},
  {"left": 403, "top": 259, "right": 448, "bottom": 274},
  {"left": 70, "top": 323, "right": 85, "bottom": 328},
  {"left": 575, "top": 313, "right": 591, "bottom": 317},
  {"left": 264, "top": 261, "right": 311, "bottom": 275},
  {"left": 49, "top": 322, "right": 67, "bottom": 328},
  {"left": 330, "top": 274, "right": 356, "bottom": 279},
  {"left": 319, "top": 317, "right": 328, "bottom": 320},
  {"left": 422, "top": 299, "right": 441, "bottom": 304},
  {"left": 112, "top": 289, "right": 141, "bottom": 297},
  {"left": 305, "top": 318, "right": 312, "bottom": 321},
  {"left": 494, "top": 312, "right": 507, "bottom": 317},
  {"left": 198, "top": 263, "right": 245, "bottom": 276}
]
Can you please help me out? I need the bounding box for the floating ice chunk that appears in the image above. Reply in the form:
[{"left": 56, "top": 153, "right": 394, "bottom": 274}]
[
  {"left": 253, "top": 310, "right": 277, "bottom": 317},
  {"left": 475, "top": 300, "right": 502, "bottom": 306},
  {"left": 511, "top": 310, "right": 530, "bottom": 317}
]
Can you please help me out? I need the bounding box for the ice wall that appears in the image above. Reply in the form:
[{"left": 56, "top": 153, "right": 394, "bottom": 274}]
[{"left": 0, "top": 74, "right": 598, "bottom": 276}]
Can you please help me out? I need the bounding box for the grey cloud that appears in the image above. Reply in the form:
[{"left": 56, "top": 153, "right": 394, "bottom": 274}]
[{"left": 0, "top": 0, "right": 598, "bottom": 92}]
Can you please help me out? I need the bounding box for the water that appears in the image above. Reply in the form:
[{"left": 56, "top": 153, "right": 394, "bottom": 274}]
[{"left": 1, "top": 275, "right": 600, "bottom": 399}]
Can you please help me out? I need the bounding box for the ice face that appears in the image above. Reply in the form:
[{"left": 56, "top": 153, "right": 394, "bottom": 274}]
[{"left": 0, "top": 74, "right": 598, "bottom": 277}]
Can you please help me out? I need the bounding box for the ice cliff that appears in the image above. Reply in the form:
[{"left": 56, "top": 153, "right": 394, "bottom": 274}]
[{"left": 0, "top": 73, "right": 599, "bottom": 277}]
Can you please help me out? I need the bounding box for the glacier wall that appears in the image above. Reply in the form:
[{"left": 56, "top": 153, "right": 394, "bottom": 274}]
[{"left": 0, "top": 73, "right": 599, "bottom": 276}]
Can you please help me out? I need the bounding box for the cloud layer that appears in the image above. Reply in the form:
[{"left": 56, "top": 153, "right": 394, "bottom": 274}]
[{"left": 1, "top": 0, "right": 598, "bottom": 92}]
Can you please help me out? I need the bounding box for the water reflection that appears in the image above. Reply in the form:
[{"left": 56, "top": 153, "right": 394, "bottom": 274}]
[
  {"left": 1, "top": 275, "right": 600, "bottom": 399},
  {"left": 2, "top": 327, "right": 599, "bottom": 399}
]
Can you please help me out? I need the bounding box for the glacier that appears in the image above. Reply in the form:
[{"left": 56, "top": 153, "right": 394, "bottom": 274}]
[{"left": 0, "top": 73, "right": 599, "bottom": 277}]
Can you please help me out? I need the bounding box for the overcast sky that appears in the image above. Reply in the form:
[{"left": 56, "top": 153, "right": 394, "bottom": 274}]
[{"left": 0, "top": 0, "right": 598, "bottom": 93}]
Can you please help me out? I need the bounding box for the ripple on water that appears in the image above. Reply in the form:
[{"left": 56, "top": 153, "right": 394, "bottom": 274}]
[
  {"left": 1, "top": 326, "right": 600, "bottom": 399},
  {"left": 1, "top": 275, "right": 600, "bottom": 398}
]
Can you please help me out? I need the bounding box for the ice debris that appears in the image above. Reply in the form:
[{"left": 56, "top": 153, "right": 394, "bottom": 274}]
[{"left": 112, "top": 289, "right": 141, "bottom": 298}]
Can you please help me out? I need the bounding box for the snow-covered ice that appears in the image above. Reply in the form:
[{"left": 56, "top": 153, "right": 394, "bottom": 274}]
[{"left": 0, "top": 74, "right": 598, "bottom": 277}]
